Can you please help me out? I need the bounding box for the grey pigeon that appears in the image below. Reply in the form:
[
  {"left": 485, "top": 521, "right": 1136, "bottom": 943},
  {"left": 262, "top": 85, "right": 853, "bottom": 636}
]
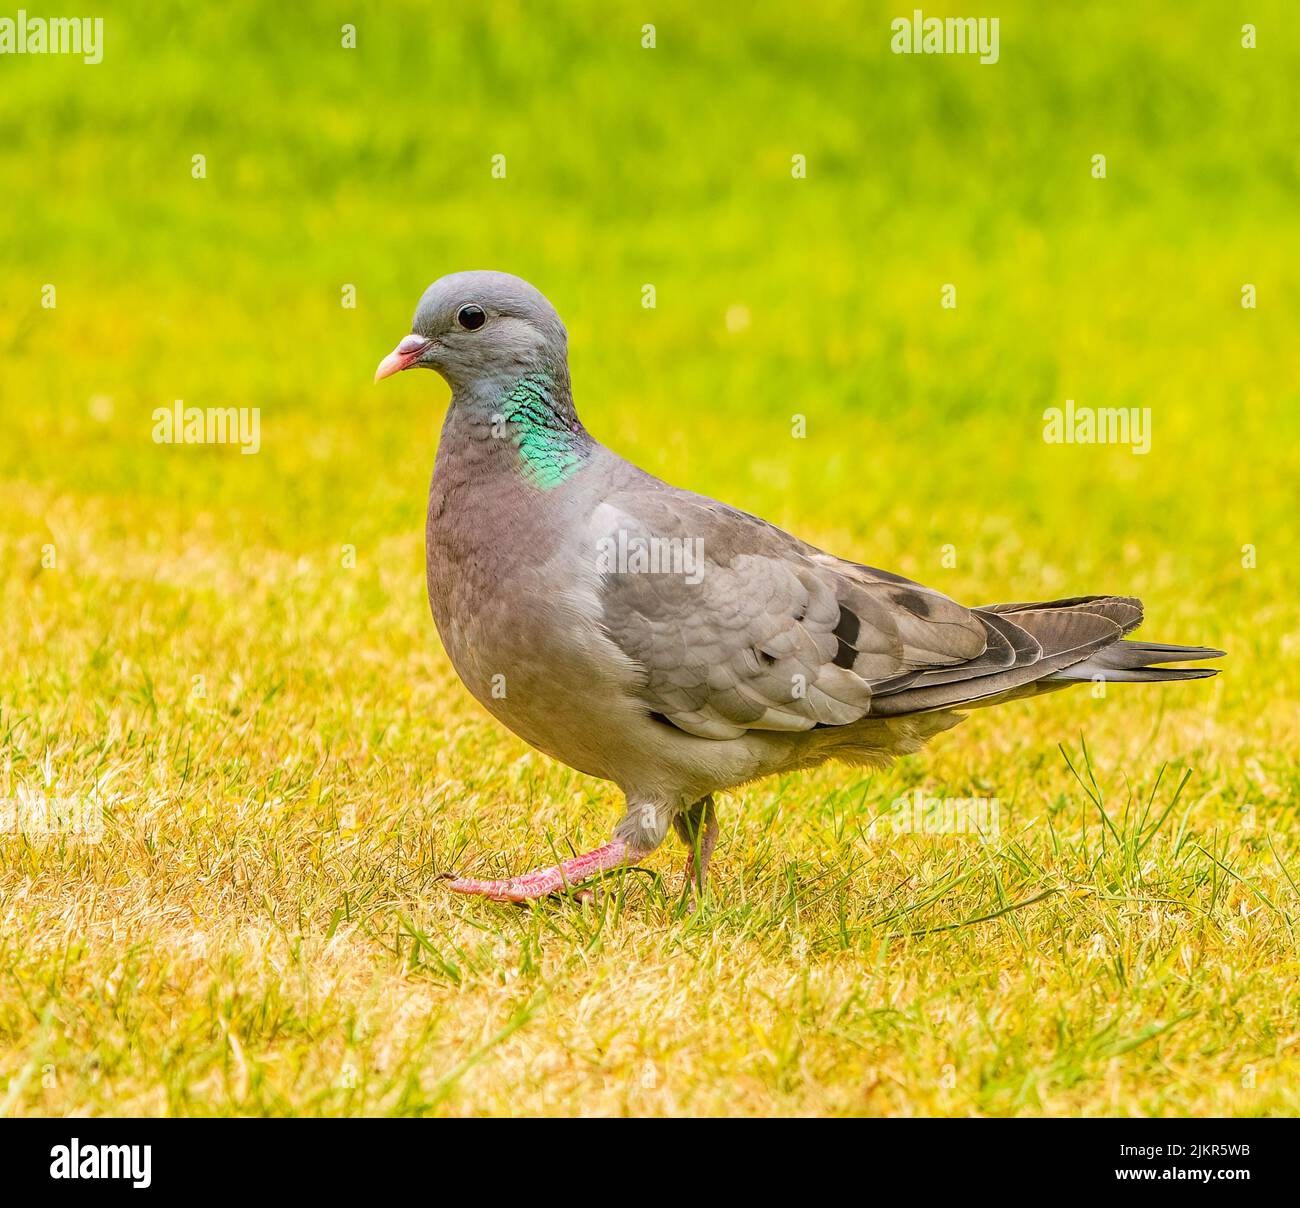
[{"left": 375, "top": 271, "right": 1224, "bottom": 903}]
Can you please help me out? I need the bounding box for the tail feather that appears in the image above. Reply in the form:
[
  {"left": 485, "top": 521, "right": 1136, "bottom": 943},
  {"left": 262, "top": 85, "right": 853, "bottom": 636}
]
[
  {"left": 1049, "top": 665, "right": 1219, "bottom": 683},
  {"left": 1089, "top": 640, "right": 1227, "bottom": 667},
  {"left": 1045, "top": 638, "right": 1225, "bottom": 684}
]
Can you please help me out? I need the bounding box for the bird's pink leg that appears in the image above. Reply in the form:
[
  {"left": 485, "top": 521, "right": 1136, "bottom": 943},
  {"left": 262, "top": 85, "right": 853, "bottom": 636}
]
[
  {"left": 443, "top": 839, "right": 632, "bottom": 903},
  {"left": 679, "top": 796, "right": 719, "bottom": 902}
]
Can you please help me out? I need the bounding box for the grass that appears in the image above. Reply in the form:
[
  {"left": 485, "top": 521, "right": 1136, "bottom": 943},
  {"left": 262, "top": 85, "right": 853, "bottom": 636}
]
[{"left": 1, "top": 0, "right": 1298, "bottom": 1116}]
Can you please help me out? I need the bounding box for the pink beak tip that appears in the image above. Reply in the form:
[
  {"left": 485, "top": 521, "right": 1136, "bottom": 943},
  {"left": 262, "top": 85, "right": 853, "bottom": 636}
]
[{"left": 374, "top": 334, "right": 431, "bottom": 383}]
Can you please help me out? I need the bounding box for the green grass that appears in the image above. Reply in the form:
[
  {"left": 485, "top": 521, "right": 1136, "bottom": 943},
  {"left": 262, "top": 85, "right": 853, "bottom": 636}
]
[{"left": 1, "top": 0, "right": 1298, "bottom": 1116}]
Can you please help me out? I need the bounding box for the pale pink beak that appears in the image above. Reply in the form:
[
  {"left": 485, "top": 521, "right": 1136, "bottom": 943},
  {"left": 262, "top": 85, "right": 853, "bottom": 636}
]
[{"left": 374, "top": 334, "right": 433, "bottom": 382}]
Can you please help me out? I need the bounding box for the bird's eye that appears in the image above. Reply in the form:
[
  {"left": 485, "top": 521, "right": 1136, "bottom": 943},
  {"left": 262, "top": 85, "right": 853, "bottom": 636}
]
[{"left": 456, "top": 304, "right": 486, "bottom": 331}]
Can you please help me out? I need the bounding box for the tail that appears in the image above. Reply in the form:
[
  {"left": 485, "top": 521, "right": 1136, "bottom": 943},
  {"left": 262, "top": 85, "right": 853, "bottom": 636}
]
[
  {"left": 1044, "top": 639, "right": 1226, "bottom": 684},
  {"left": 867, "top": 594, "right": 1223, "bottom": 717}
]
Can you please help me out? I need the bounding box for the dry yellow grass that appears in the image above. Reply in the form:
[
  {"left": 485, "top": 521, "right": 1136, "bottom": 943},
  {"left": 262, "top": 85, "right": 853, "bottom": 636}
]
[{"left": 3, "top": 484, "right": 1299, "bottom": 1116}]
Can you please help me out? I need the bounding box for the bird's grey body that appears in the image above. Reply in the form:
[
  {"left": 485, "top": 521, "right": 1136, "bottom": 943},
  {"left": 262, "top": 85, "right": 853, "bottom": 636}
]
[
  {"left": 376, "top": 270, "right": 1223, "bottom": 900},
  {"left": 426, "top": 433, "right": 971, "bottom": 851}
]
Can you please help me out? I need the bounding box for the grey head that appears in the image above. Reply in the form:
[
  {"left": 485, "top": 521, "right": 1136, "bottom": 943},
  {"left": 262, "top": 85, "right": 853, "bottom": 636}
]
[{"left": 374, "top": 270, "right": 569, "bottom": 397}]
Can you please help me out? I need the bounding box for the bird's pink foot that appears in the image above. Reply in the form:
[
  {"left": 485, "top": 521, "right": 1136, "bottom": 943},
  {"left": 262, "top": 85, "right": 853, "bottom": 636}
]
[{"left": 443, "top": 839, "right": 631, "bottom": 903}]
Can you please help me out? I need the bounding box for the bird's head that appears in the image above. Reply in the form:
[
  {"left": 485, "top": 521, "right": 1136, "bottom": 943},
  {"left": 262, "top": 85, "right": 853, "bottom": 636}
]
[{"left": 374, "top": 270, "right": 568, "bottom": 395}]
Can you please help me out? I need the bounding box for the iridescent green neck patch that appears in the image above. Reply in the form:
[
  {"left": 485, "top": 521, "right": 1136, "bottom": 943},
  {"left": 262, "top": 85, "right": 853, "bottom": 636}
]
[{"left": 499, "top": 373, "right": 588, "bottom": 490}]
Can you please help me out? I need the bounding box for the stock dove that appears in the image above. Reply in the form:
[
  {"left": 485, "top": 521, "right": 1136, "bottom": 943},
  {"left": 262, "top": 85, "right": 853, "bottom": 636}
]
[{"left": 374, "top": 271, "right": 1223, "bottom": 902}]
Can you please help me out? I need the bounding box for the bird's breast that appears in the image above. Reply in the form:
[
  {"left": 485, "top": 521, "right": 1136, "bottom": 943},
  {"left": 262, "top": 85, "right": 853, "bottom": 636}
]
[{"left": 423, "top": 456, "right": 637, "bottom": 780}]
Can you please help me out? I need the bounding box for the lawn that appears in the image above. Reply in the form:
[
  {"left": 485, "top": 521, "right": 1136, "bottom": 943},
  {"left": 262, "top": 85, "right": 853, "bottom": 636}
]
[{"left": 1, "top": 0, "right": 1298, "bottom": 1116}]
